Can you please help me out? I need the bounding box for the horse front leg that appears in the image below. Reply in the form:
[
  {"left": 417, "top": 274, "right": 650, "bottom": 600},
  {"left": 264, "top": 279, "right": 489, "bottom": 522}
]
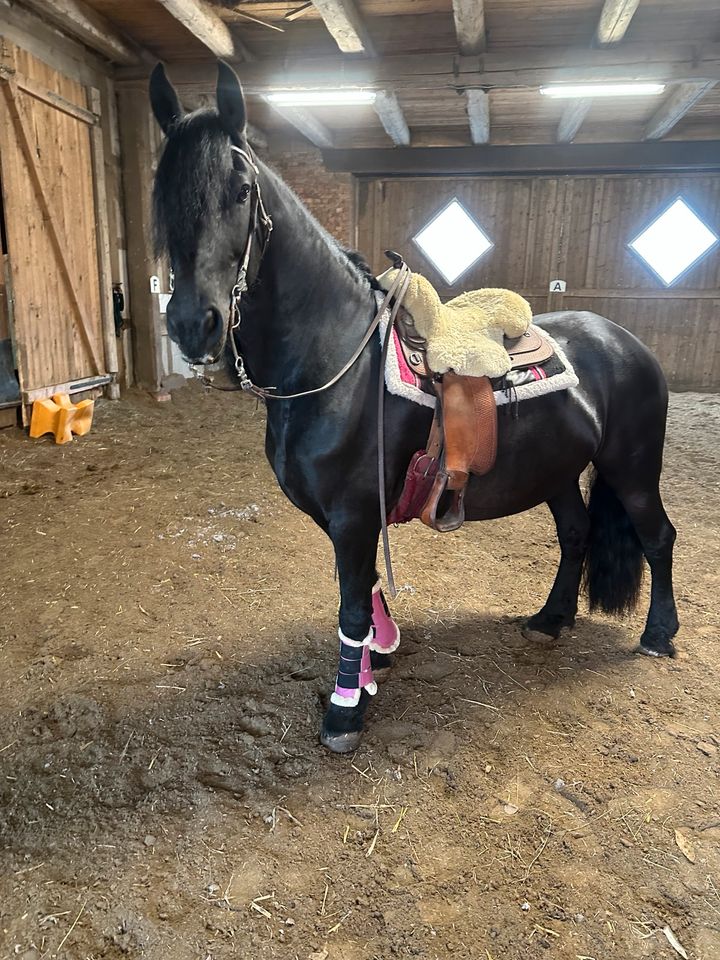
[{"left": 320, "top": 518, "right": 400, "bottom": 754}]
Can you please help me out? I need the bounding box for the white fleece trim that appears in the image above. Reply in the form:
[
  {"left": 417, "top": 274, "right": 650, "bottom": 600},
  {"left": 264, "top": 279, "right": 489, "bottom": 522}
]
[
  {"left": 338, "top": 627, "right": 374, "bottom": 648},
  {"left": 331, "top": 690, "right": 360, "bottom": 707}
]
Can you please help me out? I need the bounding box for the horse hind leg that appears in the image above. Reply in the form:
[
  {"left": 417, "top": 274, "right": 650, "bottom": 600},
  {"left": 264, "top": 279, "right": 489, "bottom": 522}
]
[
  {"left": 524, "top": 480, "right": 590, "bottom": 641},
  {"left": 587, "top": 465, "right": 679, "bottom": 657},
  {"left": 612, "top": 485, "right": 678, "bottom": 657}
]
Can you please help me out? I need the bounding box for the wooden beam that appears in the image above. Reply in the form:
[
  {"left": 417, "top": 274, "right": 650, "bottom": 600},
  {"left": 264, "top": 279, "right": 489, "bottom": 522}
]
[
  {"left": 264, "top": 100, "right": 334, "bottom": 148},
  {"left": 118, "top": 43, "right": 720, "bottom": 93},
  {"left": 156, "top": 0, "right": 254, "bottom": 60},
  {"left": 322, "top": 141, "right": 720, "bottom": 175},
  {"left": 595, "top": 0, "right": 641, "bottom": 46},
  {"left": 556, "top": 98, "right": 592, "bottom": 142},
  {"left": 373, "top": 91, "right": 410, "bottom": 146},
  {"left": 18, "top": 0, "right": 141, "bottom": 64},
  {"left": 465, "top": 89, "right": 489, "bottom": 143},
  {"left": 452, "top": 0, "right": 485, "bottom": 56},
  {"left": 311, "top": 0, "right": 375, "bottom": 55},
  {"left": 644, "top": 80, "right": 717, "bottom": 140}
]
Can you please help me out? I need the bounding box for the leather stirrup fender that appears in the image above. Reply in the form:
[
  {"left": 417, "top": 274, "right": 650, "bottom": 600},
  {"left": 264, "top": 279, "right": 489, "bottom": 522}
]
[{"left": 419, "top": 374, "right": 497, "bottom": 533}]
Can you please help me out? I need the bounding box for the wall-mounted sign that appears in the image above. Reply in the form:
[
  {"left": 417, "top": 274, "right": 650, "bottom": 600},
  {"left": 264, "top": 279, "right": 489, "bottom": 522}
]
[
  {"left": 150, "top": 275, "right": 161, "bottom": 293},
  {"left": 549, "top": 279, "right": 567, "bottom": 292}
]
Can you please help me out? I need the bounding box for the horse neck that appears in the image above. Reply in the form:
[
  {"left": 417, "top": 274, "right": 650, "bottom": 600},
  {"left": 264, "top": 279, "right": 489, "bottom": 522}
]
[{"left": 238, "top": 166, "right": 374, "bottom": 386}]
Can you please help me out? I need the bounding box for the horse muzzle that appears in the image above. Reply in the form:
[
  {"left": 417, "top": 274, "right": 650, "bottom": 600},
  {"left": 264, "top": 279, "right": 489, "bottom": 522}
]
[{"left": 166, "top": 299, "right": 226, "bottom": 365}]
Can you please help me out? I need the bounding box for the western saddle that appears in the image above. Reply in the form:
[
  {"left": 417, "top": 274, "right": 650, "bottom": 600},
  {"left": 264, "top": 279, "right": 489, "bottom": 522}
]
[{"left": 384, "top": 254, "right": 555, "bottom": 533}]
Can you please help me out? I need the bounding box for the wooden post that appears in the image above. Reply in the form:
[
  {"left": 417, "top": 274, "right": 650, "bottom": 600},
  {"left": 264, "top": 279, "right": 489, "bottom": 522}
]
[
  {"left": 116, "top": 82, "right": 165, "bottom": 394},
  {"left": 87, "top": 86, "right": 120, "bottom": 398}
]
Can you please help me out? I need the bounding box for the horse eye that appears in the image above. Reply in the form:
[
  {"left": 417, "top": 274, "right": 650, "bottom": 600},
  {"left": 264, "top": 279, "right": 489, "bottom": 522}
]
[{"left": 237, "top": 183, "right": 251, "bottom": 204}]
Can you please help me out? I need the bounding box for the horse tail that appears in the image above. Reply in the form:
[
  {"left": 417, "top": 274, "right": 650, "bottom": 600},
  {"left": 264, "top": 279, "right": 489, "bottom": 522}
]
[{"left": 582, "top": 470, "right": 644, "bottom": 616}]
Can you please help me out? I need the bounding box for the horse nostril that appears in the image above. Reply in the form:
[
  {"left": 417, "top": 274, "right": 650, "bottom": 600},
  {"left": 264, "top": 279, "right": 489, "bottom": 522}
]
[{"left": 203, "top": 306, "right": 223, "bottom": 344}]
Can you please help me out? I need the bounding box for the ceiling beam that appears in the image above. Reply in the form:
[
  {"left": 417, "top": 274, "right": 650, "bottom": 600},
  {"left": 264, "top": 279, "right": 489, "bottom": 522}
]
[
  {"left": 311, "top": 0, "right": 376, "bottom": 55},
  {"left": 465, "top": 89, "right": 489, "bottom": 143},
  {"left": 18, "top": 0, "right": 143, "bottom": 64},
  {"left": 595, "top": 0, "right": 641, "bottom": 46},
  {"left": 644, "top": 80, "right": 717, "bottom": 139},
  {"left": 452, "top": 0, "right": 485, "bottom": 56},
  {"left": 156, "top": 0, "right": 255, "bottom": 60},
  {"left": 264, "top": 100, "right": 334, "bottom": 148},
  {"left": 556, "top": 98, "right": 592, "bottom": 142},
  {"left": 373, "top": 90, "right": 410, "bottom": 146},
  {"left": 322, "top": 141, "right": 720, "bottom": 176},
  {"left": 117, "top": 43, "right": 720, "bottom": 92}
]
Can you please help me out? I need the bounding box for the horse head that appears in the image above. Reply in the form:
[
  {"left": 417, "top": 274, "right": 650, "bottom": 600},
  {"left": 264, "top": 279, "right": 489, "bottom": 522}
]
[{"left": 150, "top": 62, "right": 261, "bottom": 365}]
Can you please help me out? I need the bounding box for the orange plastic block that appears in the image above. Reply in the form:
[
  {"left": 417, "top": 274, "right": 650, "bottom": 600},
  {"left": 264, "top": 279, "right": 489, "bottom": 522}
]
[{"left": 29, "top": 393, "right": 95, "bottom": 445}]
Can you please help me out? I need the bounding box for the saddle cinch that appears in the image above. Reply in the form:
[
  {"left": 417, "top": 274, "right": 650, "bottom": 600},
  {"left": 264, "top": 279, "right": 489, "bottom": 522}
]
[{"left": 383, "top": 264, "right": 555, "bottom": 533}]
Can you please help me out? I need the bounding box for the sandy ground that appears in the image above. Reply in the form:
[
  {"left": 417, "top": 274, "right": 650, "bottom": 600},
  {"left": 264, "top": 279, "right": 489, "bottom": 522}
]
[{"left": 0, "top": 386, "right": 719, "bottom": 960}]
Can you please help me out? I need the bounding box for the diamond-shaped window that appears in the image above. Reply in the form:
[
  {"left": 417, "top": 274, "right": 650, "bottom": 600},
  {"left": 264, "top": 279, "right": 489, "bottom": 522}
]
[
  {"left": 413, "top": 198, "right": 493, "bottom": 285},
  {"left": 628, "top": 196, "right": 718, "bottom": 287}
]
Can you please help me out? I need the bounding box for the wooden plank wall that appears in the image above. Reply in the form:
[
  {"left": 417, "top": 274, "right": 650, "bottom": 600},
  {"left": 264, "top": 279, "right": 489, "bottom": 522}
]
[{"left": 356, "top": 173, "right": 720, "bottom": 390}]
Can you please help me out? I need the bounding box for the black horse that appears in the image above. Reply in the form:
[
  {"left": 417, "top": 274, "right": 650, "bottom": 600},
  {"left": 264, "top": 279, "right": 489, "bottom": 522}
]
[{"left": 149, "top": 63, "right": 679, "bottom": 753}]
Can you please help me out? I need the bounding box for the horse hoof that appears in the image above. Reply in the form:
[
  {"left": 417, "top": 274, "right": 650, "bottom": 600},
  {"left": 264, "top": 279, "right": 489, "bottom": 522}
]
[
  {"left": 521, "top": 624, "right": 560, "bottom": 646},
  {"left": 638, "top": 640, "right": 676, "bottom": 658},
  {"left": 320, "top": 728, "right": 363, "bottom": 754}
]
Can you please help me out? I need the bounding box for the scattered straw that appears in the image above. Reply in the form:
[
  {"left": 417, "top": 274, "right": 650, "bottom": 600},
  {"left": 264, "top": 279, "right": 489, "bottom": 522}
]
[
  {"left": 458, "top": 698, "right": 499, "bottom": 712},
  {"left": 366, "top": 830, "right": 379, "bottom": 858},
  {"left": 118, "top": 732, "right": 134, "bottom": 761},
  {"left": 54, "top": 900, "right": 86, "bottom": 956},
  {"left": 327, "top": 910, "right": 351, "bottom": 934},
  {"left": 392, "top": 807, "right": 408, "bottom": 833},
  {"left": 250, "top": 900, "right": 272, "bottom": 919}
]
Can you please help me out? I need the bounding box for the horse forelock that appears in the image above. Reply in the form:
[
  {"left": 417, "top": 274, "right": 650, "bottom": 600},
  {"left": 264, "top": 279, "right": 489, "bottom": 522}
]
[{"left": 152, "top": 110, "right": 237, "bottom": 258}]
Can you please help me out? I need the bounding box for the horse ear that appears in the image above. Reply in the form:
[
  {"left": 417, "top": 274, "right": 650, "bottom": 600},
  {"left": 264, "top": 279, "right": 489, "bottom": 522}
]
[
  {"left": 149, "top": 63, "right": 184, "bottom": 135},
  {"left": 216, "top": 61, "right": 247, "bottom": 140}
]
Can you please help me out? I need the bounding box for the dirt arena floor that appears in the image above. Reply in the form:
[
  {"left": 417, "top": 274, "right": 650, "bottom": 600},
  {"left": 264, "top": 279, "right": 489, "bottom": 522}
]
[{"left": 1, "top": 385, "right": 718, "bottom": 960}]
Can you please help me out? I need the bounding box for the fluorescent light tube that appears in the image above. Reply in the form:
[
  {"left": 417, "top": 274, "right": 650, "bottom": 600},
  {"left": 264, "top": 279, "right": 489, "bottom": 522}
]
[
  {"left": 266, "top": 90, "right": 377, "bottom": 106},
  {"left": 540, "top": 83, "right": 666, "bottom": 98}
]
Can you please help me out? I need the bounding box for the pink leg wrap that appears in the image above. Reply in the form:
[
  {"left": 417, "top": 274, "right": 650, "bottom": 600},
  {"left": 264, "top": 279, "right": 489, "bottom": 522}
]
[{"left": 369, "top": 581, "right": 401, "bottom": 654}]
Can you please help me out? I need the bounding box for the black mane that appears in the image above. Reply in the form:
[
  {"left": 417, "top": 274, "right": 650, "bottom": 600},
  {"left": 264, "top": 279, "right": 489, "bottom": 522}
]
[{"left": 343, "top": 249, "right": 381, "bottom": 290}]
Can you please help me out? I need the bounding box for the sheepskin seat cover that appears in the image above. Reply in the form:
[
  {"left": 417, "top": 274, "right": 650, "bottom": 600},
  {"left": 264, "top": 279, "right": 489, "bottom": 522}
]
[{"left": 378, "top": 268, "right": 532, "bottom": 378}]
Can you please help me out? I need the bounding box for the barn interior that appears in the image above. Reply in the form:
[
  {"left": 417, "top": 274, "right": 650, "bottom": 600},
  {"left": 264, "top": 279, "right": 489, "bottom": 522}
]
[{"left": 1, "top": 2, "right": 720, "bottom": 959}]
